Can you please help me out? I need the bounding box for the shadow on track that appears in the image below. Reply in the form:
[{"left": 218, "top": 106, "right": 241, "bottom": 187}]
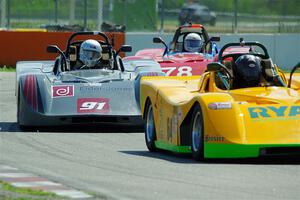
[
  {"left": 120, "top": 150, "right": 195, "bottom": 164},
  {"left": 0, "top": 122, "right": 144, "bottom": 133},
  {"left": 0, "top": 122, "right": 19, "bottom": 132},
  {"left": 121, "top": 150, "right": 300, "bottom": 165}
]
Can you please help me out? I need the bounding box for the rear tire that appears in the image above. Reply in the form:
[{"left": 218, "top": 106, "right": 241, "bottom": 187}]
[
  {"left": 144, "top": 101, "right": 158, "bottom": 152},
  {"left": 190, "top": 104, "right": 204, "bottom": 161}
]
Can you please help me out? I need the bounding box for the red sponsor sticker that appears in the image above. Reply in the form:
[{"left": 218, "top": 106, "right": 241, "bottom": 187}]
[
  {"left": 77, "top": 98, "right": 110, "bottom": 113},
  {"left": 52, "top": 85, "right": 74, "bottom": 98}
]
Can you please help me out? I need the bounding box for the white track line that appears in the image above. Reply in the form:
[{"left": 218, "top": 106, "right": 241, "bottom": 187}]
[
  {"left": 0, "top": 173, "right": 35, "bottom": 178},
  {"left": 53, "top": 190, "right": 93, "bottom": 199},
  {"left": 0, "top": 165, "right": 18, "bottom": 170},
  {"left": 11, "top": 181, "right": 62, "bottom": 187}
]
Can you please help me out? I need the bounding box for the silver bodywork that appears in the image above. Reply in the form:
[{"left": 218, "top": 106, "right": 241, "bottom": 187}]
[{"left": 16, "top": 59, "right": 163, "bottom": 126}]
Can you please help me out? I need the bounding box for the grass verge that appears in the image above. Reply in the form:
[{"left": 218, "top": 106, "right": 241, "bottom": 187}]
[
  {"left": 0, "top": 180, "right": 59, "bottom": 200},
  {"left": 0, "top": 67, "right": 16, "bottom": 72}
]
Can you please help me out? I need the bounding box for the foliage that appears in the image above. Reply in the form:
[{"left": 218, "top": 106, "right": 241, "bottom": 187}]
[
  {"left": 0, "top": 67, "right": 15, "bottom": 72},
  {"left": 8, "top": 0, "right": 300, "bottom": 17},
  {"left": 164, "top": 0, "right": 300, "bottom": 16},
  {"left": 112, "top": 0, "right": 157, "bottom": 31}
]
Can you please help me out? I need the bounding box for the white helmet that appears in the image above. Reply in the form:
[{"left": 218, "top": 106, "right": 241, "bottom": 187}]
[
  {"left": 184, "top": 33, "right": 203, "bottom": 52},
  {"left": 79, "top": 39, "right": 102, "bottom": 67}
]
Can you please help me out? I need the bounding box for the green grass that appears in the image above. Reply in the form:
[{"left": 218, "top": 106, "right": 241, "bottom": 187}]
[
  {"left": 0, "top": 180, "right": 58, "bottom": 198},
  {"left": 0, "top": 67, "right": 16, "bottom": 72}
]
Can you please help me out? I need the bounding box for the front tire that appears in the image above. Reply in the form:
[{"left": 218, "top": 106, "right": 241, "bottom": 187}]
[
  {"left": 190, "top": 104, "right": 204, "bottom": 161},
  {"left": 17, "top": 86, "right": 32, "bottom": 132},
  {"left": 17, "top": 87, "right": 24, "bottom": 130},
  {"left": 144, "top": 101, "right": 157, "bottom": 152}
]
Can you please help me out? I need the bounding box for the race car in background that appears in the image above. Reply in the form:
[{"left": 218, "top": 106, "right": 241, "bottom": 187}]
[
  {"left": 179, "top": 4, "right": 216, "bottom": 26},
  {"left": 139, "top": 40, "right": 300, "bottom": 161},
  {"left": 135, "top": 24, "right": 220, "bottom": 76},
  {"left": 16, "top": 31, "right": 163, "bottom": 129}
]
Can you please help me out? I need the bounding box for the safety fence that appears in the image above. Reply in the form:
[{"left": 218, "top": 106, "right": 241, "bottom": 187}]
[{"left": 0, "top": 0, "right": 299, "bottom": 33}]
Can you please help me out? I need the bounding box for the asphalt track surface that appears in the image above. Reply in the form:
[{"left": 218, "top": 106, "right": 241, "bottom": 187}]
[{"left": 0, "top": 72, "right": 299, "bottom": 200}]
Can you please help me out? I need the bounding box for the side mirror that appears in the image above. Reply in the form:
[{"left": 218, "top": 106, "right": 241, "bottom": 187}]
[
  {"left": 153, "top": 37, "right": 164, "bottom": 43},
  {"left": 47, "top": 45, "right": 61, "bottom": 53},
  {"left": 116, "top": 45, "right": 132, "bottom": 56},
  {"left": 119, "top": 45, "right": 132, "bottom": 53},
  {"left": 210, "top": 36, "right": 220, "bottom": 42},
  {"left": 207, "top": 62, "right": 233, "bottom": 79}
]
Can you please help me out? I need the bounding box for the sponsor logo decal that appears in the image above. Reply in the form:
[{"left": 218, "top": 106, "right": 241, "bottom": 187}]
[
  {"left": 144, "top": 72, "right": 160, "bottom": 76},
  {"left": 249, "top": 63, "right": 256, "bottom": 68},
  {"left": 79, "top": 86, "right": 132, "bottom": 92},
  {"left": 248, "top": 106, "right": 300, "bottom": 119},
  {"left": 77, "top": 98, "right": 110, "bottom": 113},
  {"left": 204, "top": 135, "right": 225, "bottom": 142},
  {"left": 52, "top": 85, "right": 74, "bottom": 98}
]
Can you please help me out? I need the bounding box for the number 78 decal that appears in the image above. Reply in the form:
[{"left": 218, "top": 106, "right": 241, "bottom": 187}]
[
  {"left": 77, "top": 98, "right": 110, "bottom": 113},
  {"left": 161, "top": 66, "right": 192, "bottom": 76}
]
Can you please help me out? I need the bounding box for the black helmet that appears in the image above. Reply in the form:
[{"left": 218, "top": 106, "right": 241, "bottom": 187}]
[{"left": 234, "top": 55, "right": 262, "bottom": 88}]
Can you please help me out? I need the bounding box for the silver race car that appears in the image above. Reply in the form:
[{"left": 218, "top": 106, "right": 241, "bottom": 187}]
[{"left": 16, "top": 31, "right": 163, "bottom": 128}]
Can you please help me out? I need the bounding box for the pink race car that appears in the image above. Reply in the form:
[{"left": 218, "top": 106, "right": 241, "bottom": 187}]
[{"left": 133, "top": 24, "right": 220, "bottom": 76}]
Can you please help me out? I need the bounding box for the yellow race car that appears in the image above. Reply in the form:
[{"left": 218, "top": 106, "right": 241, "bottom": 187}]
[{"left": 140, "top": 40, "right": 300, "bottom": 161}]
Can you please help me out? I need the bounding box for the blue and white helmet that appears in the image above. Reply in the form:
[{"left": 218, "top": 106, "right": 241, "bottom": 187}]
[
  {"left": 79, "top": 39, "right": 102, "bottom": 67},
  {"left": 184, "top": 33, "right": 203, "bottom": 52}
]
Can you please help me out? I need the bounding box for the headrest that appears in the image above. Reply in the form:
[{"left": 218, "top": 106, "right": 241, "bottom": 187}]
[
  {"left": 101, "top": 45, "right": 111, "bottom": 61},
  {"left": 261, "top": 58, "right": 274, "bottom": 79},
  {"left": 69, "top": 46, "right": 77, "bottom": 62},
  {"left": 102, "top": 53, "right": 110, "bottom": 61}
]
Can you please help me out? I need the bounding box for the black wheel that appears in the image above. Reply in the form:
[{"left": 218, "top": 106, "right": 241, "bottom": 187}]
[
  {"left": 144, "top": 101, "right": 158, "bottom": 152},
  {"left": 17, "top": 93, "right": 20, "bottom": 125},
  {"left": 17, "top": 100, "right": 28, "bottom": 131},
  {"left": 190, "top": 104, "right": 204, "bottom": 161},
  {"left": 17, "top": 87, "right": 23, "bottom": 129},
  {"left": 17, "top": 87, "right": 32, "bottom": 132}
]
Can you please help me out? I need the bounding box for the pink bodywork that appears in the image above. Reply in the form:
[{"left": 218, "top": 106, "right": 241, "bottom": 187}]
[
  {"left": 124, "top": 46, "right": 250, "bottom": 76},
  {"left": 133, "top": 48, "right": 213, "bottom": 76}
]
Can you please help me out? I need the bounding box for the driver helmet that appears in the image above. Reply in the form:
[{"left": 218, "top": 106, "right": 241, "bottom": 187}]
[
  {"left": 79, "top": 39, "right": 102, "bottom": 67},
  {"left": 235, "top": 54, "right": 262, "bottom": 88},
  {"left": 184, "top": 33, "right": 203, "bottom": 52}
]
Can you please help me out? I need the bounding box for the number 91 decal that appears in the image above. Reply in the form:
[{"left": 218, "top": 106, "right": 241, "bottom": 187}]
[
  {"left": 161, "top": 66, "right": 192, "bottom": 76},
  {"left": 77, "top": 98, "right": 110, "bottom": 113}
]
